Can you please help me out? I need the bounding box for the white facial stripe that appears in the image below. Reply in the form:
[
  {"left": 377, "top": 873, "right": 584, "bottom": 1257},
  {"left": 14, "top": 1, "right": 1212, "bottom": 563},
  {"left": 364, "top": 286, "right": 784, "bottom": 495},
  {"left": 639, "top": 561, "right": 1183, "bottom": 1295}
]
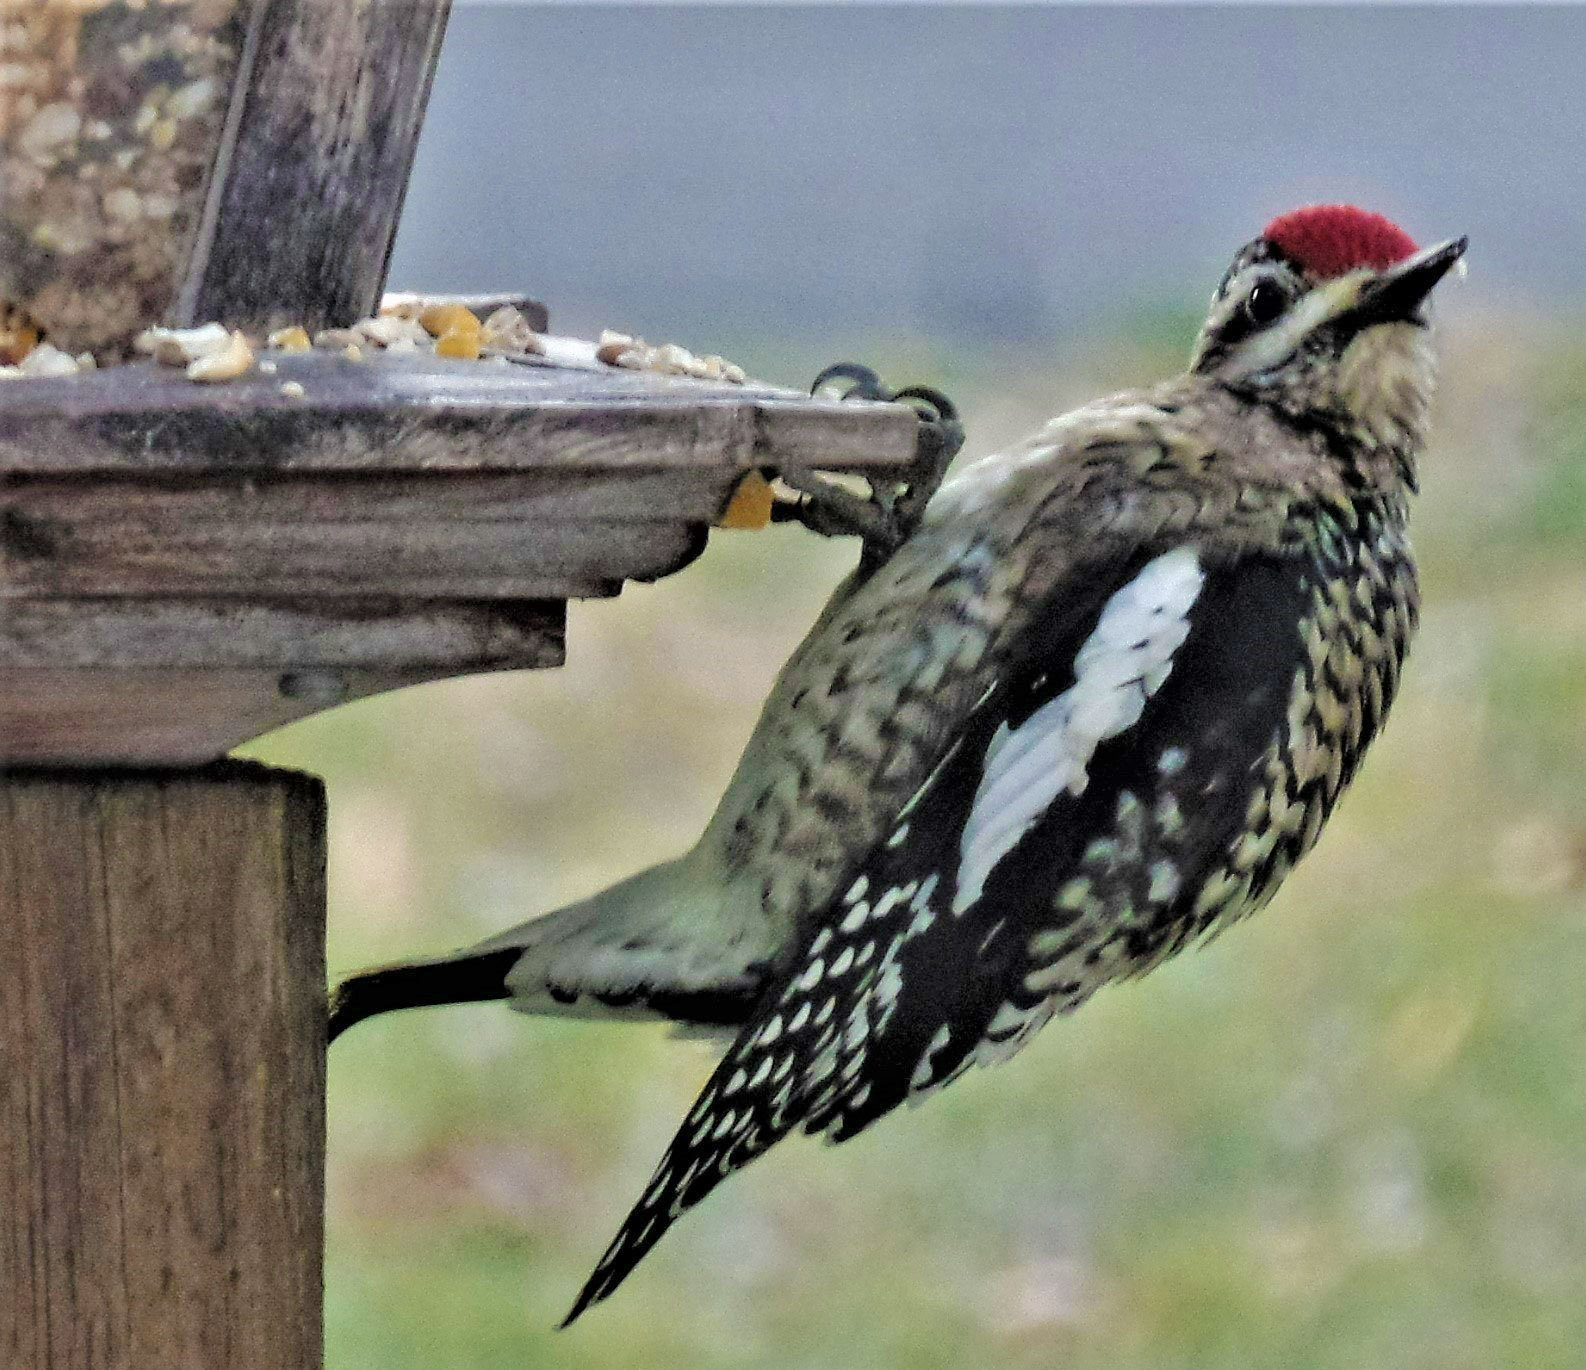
[
  {"left": 1224, "top": 272, "right": 1365, "bottom": 378},
  {"left": 951, "top": 547, "right": 1205, "bottom": 914}
]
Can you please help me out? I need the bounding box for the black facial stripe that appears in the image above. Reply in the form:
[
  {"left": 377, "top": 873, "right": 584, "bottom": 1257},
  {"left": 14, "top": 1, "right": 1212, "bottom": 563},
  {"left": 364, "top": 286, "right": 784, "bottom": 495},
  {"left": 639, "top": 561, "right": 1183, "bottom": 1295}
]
[
  {"left": 1197, "top": 241, "right": 1314, "bottom": 374},
  {"left": 1214, "top": 237, "right": 1289, "bottom": 301}
]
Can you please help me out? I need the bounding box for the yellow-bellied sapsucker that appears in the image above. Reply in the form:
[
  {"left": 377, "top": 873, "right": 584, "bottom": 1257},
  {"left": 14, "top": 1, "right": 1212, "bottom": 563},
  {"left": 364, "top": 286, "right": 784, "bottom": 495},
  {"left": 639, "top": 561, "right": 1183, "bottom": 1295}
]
[{"left": 329, "top": 205, "right": 1466, "bottom": 1323}]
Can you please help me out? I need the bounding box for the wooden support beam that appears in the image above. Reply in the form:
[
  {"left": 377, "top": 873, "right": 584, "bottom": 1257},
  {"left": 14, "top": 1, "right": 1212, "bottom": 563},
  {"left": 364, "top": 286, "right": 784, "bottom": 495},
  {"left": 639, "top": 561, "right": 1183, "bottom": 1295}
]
[
  {"left": 0, "top": 352, "right": 915, "bottom": 477},
  {"left": 0, "top": 477, "right": 708, "bottom": 600},
  {"left": 180, "top": 0, "right": 455, "bottom": 332},
  {"left": 0, "top": 762, "right": 327, "bottom": 1370}
]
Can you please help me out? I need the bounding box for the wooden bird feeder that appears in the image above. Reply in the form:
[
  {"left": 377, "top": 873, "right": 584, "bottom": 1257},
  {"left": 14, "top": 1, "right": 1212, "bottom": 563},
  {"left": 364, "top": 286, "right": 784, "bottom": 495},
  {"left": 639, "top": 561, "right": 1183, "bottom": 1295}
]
[{"left": 0, "top": 5, "right": 916, "bottom": 1367}]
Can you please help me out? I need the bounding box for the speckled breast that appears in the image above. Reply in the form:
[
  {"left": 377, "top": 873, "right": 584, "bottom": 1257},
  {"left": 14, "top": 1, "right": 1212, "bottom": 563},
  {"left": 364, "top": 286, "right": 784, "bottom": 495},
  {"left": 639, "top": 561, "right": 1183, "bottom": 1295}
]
[{"left": 1187, "top": 502, "right": 1418, "bottom": 941}]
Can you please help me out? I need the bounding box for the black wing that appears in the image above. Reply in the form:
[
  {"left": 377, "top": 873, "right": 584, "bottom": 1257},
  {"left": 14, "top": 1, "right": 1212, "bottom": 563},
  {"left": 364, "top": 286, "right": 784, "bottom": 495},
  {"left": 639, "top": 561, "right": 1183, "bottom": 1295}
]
[{"left": 563, "top": 546, "right": 1315, "bottom": 1322}]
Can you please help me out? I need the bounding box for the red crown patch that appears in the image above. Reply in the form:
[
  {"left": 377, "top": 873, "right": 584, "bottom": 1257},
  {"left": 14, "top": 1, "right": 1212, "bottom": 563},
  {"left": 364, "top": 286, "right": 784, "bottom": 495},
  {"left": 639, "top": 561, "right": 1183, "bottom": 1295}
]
[{"left": 1263, "top": 205, "right": 1418, "bottom": 279}]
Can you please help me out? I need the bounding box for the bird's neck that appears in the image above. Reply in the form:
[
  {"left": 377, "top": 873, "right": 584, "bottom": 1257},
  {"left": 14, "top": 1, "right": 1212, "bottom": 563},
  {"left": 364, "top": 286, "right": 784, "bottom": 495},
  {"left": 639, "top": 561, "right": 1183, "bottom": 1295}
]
[
  {"left": 1332, "top": 334, "right": 1435, "bottom": 498},
  {"left": 1252, "top": 382, "right": 1424, "bottom": 508}
]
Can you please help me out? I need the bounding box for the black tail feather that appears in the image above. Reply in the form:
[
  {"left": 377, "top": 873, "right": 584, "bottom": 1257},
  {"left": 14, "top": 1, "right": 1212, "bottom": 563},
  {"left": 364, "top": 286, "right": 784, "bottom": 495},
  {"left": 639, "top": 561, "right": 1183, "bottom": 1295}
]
[{"left": 327, "top": 948, "right": 522, "bottom": 1044}]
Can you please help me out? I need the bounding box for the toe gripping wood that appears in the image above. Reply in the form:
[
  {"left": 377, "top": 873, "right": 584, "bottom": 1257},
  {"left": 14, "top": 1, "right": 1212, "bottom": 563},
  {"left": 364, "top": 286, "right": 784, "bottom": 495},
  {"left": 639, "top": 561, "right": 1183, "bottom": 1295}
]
[{"left": 773, "top": 363, "right": 966, "bottom": 574}]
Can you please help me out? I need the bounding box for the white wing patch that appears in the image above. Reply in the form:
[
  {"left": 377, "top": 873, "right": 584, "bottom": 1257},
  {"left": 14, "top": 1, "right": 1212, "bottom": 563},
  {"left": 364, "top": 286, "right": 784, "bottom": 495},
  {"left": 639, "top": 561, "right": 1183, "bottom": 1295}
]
[{"left": 951, "top": 547, "right": 1205, "bottom": 914}]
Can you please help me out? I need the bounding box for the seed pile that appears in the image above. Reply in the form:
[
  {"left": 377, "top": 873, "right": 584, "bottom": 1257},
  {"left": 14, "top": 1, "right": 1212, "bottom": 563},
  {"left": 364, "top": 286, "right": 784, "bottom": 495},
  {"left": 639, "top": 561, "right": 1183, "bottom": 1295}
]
[
  {"left": 0, "top": 296, "right": 753, "bottom": 393},
  {"left": 134, "top": 320, "right": 251, "bottom": 381},
  {"left": 596, "top": 331, "right": 746, "bottom": 384}
]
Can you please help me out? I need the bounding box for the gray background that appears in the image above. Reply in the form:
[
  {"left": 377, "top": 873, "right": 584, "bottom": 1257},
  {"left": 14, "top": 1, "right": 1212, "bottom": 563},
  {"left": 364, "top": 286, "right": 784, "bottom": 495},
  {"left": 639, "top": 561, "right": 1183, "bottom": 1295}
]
[{"left": 391, "top": 5, "right": 1585, "bottom": 347}]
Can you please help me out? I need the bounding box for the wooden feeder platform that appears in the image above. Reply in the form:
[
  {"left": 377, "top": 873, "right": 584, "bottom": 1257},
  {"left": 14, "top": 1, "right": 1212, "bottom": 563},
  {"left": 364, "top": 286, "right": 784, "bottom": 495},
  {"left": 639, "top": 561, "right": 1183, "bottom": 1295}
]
[{"left": 0, "top": 349, "right": 914, "bottom": 765}]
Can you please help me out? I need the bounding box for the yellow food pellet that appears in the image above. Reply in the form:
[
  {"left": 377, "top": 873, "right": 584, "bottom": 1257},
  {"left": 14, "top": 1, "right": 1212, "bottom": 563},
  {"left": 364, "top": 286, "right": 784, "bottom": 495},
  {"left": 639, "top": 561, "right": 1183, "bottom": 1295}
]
[
  {"left": 435, "top": 327, "right": 481, "bottom": 360},
  {"left": 418, "top": 303, "right": 481, "bottom": 340},
  {"left": 0, "top": 319, "right": 38, "bottom": 366},
  {"left": 268, "top": 325, "right": 311, "bottom": 351},
  {"left": 280, "top": 381, "right": 306, "bottom": 399},
  {"left": 186, "top": 331, "right": 254, "bottom": 383},
  {"left": 715, "top": 471, "right": 776, "bottom": 530}
]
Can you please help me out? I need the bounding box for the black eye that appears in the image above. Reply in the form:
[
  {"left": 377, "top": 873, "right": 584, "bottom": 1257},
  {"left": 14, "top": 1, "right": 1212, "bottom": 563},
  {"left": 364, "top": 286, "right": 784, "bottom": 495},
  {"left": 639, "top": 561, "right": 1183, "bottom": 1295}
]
[{"left": 1245, "top": 280, "right": 1288, "bottom": 326}]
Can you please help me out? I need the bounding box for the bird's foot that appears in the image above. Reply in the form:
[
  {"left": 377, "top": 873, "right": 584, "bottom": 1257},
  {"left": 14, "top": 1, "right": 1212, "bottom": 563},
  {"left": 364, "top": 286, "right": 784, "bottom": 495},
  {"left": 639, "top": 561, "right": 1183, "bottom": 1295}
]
[{"left": 773, "top": 363, "right": 964, "bottom": 568}]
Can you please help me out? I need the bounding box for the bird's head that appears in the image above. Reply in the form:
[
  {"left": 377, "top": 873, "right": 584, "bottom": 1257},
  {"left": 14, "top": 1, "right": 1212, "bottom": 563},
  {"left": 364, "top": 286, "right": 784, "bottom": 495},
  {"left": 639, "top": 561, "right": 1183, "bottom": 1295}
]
[{"left": 1190, "top": 205, "right": 1466, "bottom": 460}]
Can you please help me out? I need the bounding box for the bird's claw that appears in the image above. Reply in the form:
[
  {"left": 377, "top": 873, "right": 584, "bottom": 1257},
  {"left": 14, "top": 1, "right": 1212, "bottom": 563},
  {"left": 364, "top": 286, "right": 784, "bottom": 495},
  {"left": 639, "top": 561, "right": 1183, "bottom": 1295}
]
[{"left": 771, "top": 364, "right": 965, "bottom": 569}]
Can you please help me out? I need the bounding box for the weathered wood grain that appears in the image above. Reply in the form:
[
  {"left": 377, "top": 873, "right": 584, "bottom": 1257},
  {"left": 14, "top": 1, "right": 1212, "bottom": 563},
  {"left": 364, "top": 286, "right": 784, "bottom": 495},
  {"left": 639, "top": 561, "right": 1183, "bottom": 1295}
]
[
  {"left": 0, "top": 326, "right": 918, "bottom": 764},
  {"left": 0, "top": 763, "right": 326, "bottom": 1367},
  {"left": 179, "top": 0, "right": 454, "bottom": 331},
  {"left": 0, "top": 354, "right": 919, "bottom": 476},
  {"left": 0, "top": 349, "right": 918, "bottom": 759},
  {"left": 0, "top": 594, "right": 571, "bottom": 763},
  {"left": 0, "top": 667, "right": 497, "bottom": 765},
  {"left": 0, "top": 598, "right": 565, "bottom": 669},
  {"left": 0, "top": 465, "right": 738, "bottom": 526},
  {"left": 0, "top": 476, "right": 710, "bottom": 600}
]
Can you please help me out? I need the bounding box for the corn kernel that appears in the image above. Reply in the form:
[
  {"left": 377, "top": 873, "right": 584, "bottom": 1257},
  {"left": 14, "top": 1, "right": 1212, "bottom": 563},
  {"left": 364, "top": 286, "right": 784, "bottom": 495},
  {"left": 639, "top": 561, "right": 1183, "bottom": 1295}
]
[
  {"left": 186, "top": 330, "right": 254, "bottom": 383},
  {"left": 0, "top": 316, "right": 39, "bottom": 365},
  {"left": 435, "top": 327, "right": 481, "bottom": 360},
  {"left": 419, "top": 303, "right": 481, "bottom": 340},
  {"left": 716, "top": 471, "right": 776, "bottom": 530}
]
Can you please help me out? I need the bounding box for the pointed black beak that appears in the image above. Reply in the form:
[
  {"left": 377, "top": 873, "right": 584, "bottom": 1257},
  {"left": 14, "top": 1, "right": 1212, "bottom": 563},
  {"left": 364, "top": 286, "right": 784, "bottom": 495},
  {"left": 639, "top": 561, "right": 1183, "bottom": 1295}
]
[{"left": 1350, "top": 236, "right": 1468, "bottom": 327}]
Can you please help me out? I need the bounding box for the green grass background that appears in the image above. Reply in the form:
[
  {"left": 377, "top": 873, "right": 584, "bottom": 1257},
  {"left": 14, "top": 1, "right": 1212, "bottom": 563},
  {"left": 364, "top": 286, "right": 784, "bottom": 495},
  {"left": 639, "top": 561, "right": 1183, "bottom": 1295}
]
[{"left": 245, "top": 312, "right": 1586, "bottom": 1369}]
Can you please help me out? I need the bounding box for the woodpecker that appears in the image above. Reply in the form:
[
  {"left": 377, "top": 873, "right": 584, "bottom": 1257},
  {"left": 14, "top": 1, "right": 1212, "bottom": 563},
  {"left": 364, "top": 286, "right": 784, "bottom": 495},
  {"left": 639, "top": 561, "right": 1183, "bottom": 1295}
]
[{"left": 329, "top": 205, "right": 1466, "bottom": 1324}]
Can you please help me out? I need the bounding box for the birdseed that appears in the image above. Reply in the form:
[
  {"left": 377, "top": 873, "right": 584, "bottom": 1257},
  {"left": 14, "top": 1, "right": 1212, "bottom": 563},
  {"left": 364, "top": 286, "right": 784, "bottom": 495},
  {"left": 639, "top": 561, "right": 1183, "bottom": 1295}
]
[{"left": 0, "top": 1, "right": 245, "bottom": 355}]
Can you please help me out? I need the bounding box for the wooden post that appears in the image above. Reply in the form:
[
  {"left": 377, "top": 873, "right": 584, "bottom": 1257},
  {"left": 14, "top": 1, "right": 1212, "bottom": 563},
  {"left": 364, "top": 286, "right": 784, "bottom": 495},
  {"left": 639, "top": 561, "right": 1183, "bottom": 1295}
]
[
  {"left": 0, "top": 762, "right": 327, "bottom": 1370},
  {"left": 180, "top": 0, "right": 455, "bottom": 332}
]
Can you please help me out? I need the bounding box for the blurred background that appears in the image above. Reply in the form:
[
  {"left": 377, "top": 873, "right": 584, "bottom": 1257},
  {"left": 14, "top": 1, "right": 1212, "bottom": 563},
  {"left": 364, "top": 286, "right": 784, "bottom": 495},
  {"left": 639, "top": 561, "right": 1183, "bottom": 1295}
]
[{"left": 244, "top": 4, "right": 1586, "bottom": 1367}]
